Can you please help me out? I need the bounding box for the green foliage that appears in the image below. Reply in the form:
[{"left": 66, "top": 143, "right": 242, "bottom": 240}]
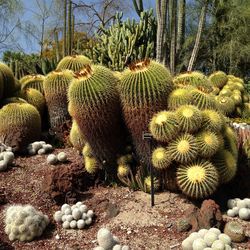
[{"left": 86, "top": 10, "right": 156, "bottom": 71}]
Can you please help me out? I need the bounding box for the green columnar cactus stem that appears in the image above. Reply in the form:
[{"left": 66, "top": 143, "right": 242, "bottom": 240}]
[
  {"left": 118, "top": 59, "right": 173, "bottom": 165},
  {"left": 0, "top": 103, "right": 41, "bottom": 152},
  {"left": 44, "top": 70, "right": 74, "bottom": 130},
  {"left": 68, "top": 65, "right": 127, "bottom": 176}
]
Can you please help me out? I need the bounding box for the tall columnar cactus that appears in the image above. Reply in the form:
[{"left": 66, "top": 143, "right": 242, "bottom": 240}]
[
  {"left": 44, "top": 70, "right": 74, "bottom": 130},
  {"left": 21, "top": 74, "right": 45, "bottom": 94},
  {"left": 56, "top": 55, "right": 91, "bottom": 72},
  {"left": 0, "top": 103, "right": 41, "bottom": 152},
  {"left": 87, "top": 10, "right": 157, "bottom": 71},
  {"left": 0, "top": 62, "right": 16, "bottom": 98},
  {"left": 118, "top": 59, "right": 173, "bottom": 165},
  {"left": 68, "top": 65, "right": 127, "bottom": 175}
]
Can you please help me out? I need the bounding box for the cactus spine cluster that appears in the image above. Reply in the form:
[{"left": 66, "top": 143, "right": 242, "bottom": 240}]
[{"left": 21, "top": 74, "right": 45, "bottom": 94}]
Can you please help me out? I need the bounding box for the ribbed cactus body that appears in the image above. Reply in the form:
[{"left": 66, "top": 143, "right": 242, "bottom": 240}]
[
  {"left": 18, "top": 88, "right": 45, "bottom": 116},
  {"left": 208, "top": 71, "right": 228, "bottom": 89},
  {"left": 69, "top": 119, "right": 85, "bottom": 152},
  {"left": 118, "top": 60, "right": 173, "bottom": 164},
  {"left": 177, "top": 159, "right": 219, "bottom": 199},
  {"left": 21, "top": 74, "right": 45, "bottom": 94},
  {"left": 68, "top": 65, "right": 126, "bottom": 171},
  {"left": 0, "top": 62, "right": 16, "bottom": 98},
  {"left": 0, "top": 103, "right": 41, "bottom": 151},
  {"left": 0, "top": 97, "right": 27, "bottom": 108},
  {"left": 44, "top": 70, "right": 74, "bottom": 130},
  {"left": 56, "top": 55, "right": 91, "bottom": 72}
]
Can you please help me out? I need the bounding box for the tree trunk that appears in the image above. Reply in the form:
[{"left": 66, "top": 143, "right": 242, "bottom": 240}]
[
  {"left": 132, "top": 0, "right": 144, "bottom": 17},
  {"left": 187, "top": 0, "right": 208, "bottom": 71},
  {"left": 63, "top": 0, "right": 67, "bottom": 57},
  {"left": 229, "top": 39, "right": 233, "bottom": 74},
  {"left": 40, "top": 18, "right": 45, "bottom": 58},
  {"left": 72, "top": 14, "right": 75, "bottom": 54},
  {"left": 156, "top": 0, "right": 167, "bottom": 64},
  {"left": 170, "top": 0, "right": 177, "bottom": 74},
  {"left": 68, "top": 0, "right": 72, "bottom": 55},
  {"left": 176, "top": 0, "right": 185, "bottom": 53}
]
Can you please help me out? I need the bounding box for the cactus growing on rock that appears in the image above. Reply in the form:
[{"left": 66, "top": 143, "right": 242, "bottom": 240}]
[
  {"left": 68, "top": 65, "right": 127, "bottom": 175},
  {"left": 0, "top": 103, "right": 41, "bottom": 152},
  {"left": 177, "top": 159, "right": 219, "bottom": 199},
  {"left": 44, "top": 70, "right": 74, "bottom": 130},
  {"left": 118, "top": 59, "right": 173, "bottom": 165},
  {"left": 56, "top": 55, "right": 91, "bottom": 72}
]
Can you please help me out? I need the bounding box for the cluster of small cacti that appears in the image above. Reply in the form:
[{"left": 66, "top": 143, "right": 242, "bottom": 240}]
[
  {"left": 0, "top": 144, "right": 14, "bottom": 171},
  {"left": 181, "top": 228, "right": 234, "bottom": 250},
  {"left": 94, "top": 228, "right": 130, "bottom": 250},
  {"left": 227, "top": 198, "right": 250, "bottom": 220},
  {"left": 209, "top": 72, "right": 250, "bottom": 117},
  {"left": 27, "top": 141, "right": 53, "bottom": 155},
  {"left": 4, "top": 204, "right": 49, "bottom": 242},
  {"left": 46, "top": 152, "right": 67, "bottom": 165},
  {"left": 53, "top": 201, "right": 94, "bottom": 229}
]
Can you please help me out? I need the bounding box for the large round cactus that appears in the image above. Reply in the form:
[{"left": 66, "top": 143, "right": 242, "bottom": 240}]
[
  {"left": 208, "top": 71, "right": 228, "bottom": 89},
  {"left": 21, "top": 74, "right": 45, "bottom": 94},
  {"left": 56, "top": 55, "right": 91, "bottom": 72},
  {"left": 118, "top": 59, "right": 173, "bottom": 165},
  {"left": 44, "top": 70, "right": 74, "bottom": 130},
  {"left": 0, "top": 103, "right": 41, "bottom": 151},
  {"left": 0, "top": 62, "right": 16, "bottom": 98},
  {"left": 68, "top": 64, "right": 126, "bottom": 173}
]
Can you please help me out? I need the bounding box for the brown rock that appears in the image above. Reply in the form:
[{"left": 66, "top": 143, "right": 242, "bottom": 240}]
[
  {"left": 42, "top": 162, "right": 94, "bottom": 204},
  {"left": 183, "top": 199, "right": 223, "bottom": 231}
]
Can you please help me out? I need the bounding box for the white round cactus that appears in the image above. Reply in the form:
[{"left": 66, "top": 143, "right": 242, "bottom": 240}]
[
  {"left": 232, "top": 206, "right": 239, "bottom": 215},
  {"left": 219, "top": 233, "right": 231, "bottom": 245},
  {"left": 243, "top": 198, "right": 250, "bottom": 208},
  {"left": 181, "top": 238, "right": 193, "bottom": 250},
  {"left": 62, "top": 221, "right": 70, "bottom": 229},
  {"left": 204, "top": 232, "right": 218, "bottom": 246},
  {"left": 0, "top": 151, "right": 15, "bottom": 172},
  {"left": 72, "top": 208, "right": 82, "bottom": 220},
  {"left": 227, "top": 209, "right": 235, "bottom": 217},
  {"left": 69, "top": 220, "right": 77, "bottom": 229},
  {"left": 38, "top": 148, "right": 46, "bottom": 155},
  {"left": 97, "top": 228, "right": 117, "bottom": 250},
  {"left": 47, "top": 154, "right": 58, "bottom": 165},
  {"left": 211, "top": 240, "right": 225, "bottom": 250},
  {"left": 77, "top": 219, "right": 85, "bottom": 229},
  {"left": 4, "top": 204, "right": 49, "bottom": 242},
  {"left": 0, "top": 160, "right": 8, "bottom": 171},
  {"left": 57, "top": 152, "right": 67, "bottom": 162},
  {"left": 54, "top": 211, "right": 63, "bottom": 222},
  {"left": 236, "top": 200, "right": 246, "bottom": 209},
  {"left": 192, "top": 238, "right": 207, "bottom": 250},
  {"left": 238, "top": 208, "right": 250, "bottom": 220},
  {"left": 198, "top": 229, "right": 208, "bottom": 238},
  {"left": 208, "top": 228, "right": 221, "bottom": 236}
]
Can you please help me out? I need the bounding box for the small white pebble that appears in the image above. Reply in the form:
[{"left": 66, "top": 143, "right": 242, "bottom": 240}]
[{"left": 55, "top": 234, "right": 60, "bottom": 240}]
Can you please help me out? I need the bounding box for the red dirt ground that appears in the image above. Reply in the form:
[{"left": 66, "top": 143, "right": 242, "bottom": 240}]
[{"left": 0, "top": 147, "right": 249, "bottom": 250}]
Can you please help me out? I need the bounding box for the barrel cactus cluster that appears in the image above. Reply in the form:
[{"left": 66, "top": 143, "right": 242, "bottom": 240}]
[{"left": 0, "top": 55, "right": 249, "bottom": 201}]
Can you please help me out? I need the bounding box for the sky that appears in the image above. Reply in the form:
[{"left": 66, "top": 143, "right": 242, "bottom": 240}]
[{"left": 6, "top": 0, "right": 155, "bottom": 55}]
